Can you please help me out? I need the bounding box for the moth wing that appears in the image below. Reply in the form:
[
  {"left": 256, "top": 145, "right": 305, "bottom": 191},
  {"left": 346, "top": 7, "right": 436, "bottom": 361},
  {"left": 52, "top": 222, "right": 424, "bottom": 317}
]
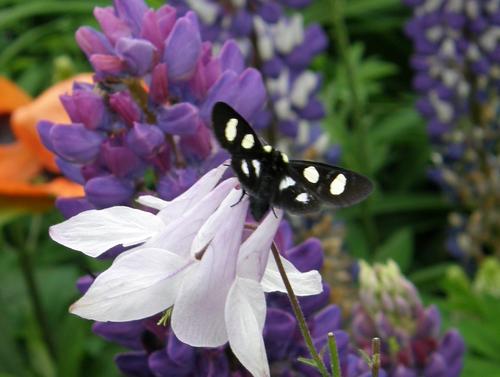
[
  {"left": 211, "top": 102, "right": 264, "bottom": 158},
  {"left": 287, "top": 160, "right": 373, "bottom": 208},
  {"left": 272, "top": 175, "right": 321, "bottom": 214}
]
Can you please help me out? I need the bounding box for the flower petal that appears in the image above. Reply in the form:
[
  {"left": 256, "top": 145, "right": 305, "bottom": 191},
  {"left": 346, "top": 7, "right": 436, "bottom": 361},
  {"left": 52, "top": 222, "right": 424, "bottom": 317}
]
[
  {"left": 137, "top": 163, "right": 229, "bottom": 223},
  {"left": 261, "top": 253, "right": 323, "bottom": 296},
  {"left": 189, "top": 187, "right": 247, "bottom": 256},
  {"left": 226, "top": 277, "right": 269, "bottom": 377},
  {"left": 70, "top": 248, "right": 191, "bottom": 321},
  {"left": 163, "top": 13, "right": 201, "bottom": 81},
  {"left": 49, "top": 206, "right": 164, "bottom": 257},
  {"left": 144, "top": 177, "right": 237, "bottom": 259},
  {"left": 171, "top": 189, "right": 249, "bottom": 347},
  {"left": 237, "top": 209, "right": 283, "bottom": 281}
]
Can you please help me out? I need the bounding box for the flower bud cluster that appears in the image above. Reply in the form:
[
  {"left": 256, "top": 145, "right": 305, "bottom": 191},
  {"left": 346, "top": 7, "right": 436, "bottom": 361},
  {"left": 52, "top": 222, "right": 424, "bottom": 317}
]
[{"left": 351, "top": 261, "right": 465, "bottom": 377}]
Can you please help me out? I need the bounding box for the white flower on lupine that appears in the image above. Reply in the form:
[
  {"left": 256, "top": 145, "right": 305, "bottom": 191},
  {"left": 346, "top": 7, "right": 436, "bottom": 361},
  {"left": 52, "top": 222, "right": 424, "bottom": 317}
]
[{"left": 50, "top": 164, "right": 323, "bottom": 377}]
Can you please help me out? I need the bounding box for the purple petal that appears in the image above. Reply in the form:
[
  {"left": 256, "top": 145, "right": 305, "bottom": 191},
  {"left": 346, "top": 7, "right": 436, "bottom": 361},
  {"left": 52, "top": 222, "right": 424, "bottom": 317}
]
[
  {"left": 178, "top": 121, "right": 212, "bottom": 162},
  {"left": 263, "top": 308, "right": 296, "bottom": 359},
  {"left": 55, "top": 197, "right": 95, "bottom": 219},
  {"left": 55, "top": 158, "right": 84, "bottom": 184},
  {"left": 166, "top": 332, "right": 196, "bottom": 365},
  {"left": 115, "top": 351, "right": 154, "bottom": 377},
  {"left": 75, "top": 27, "right": 113, "bottom": 57},
  {"left": 258, "top": 2, "right": 282, "bottom": 23},
  {"left": 423, "top": 353, "right": 446, "bottom": 377},
  {"left": 50, "top": 124, "right": 104, "bottom": 163},
  {"left": 60, "top": 90, "right": 106, "bottom": 130},
  {"left": 90, "top": 54, "right": 126, "bottom": 76},
  {"left": 93, "top": 321, "right": 145, "bottom": 350},
  {"left": 109, "top": 91, "right": 142, "bottom": 125},
  {"left": 311, "top": 305, "right": 342, "bottom": 339},
  {"left": 229, "top": 10, "right": 253, "bottom": 37},
  {"left": 76, "top": 275, "right": 94, "bottom": 293},
  {"left": 140, "top": 6, "right": 176, "bottom": 51},
  {"left": 149, "top": 63, "right": 169, "bottom": 104},
  {"left": 93, "top": 7, "right": 131, "bottom": 45},
  {"left": 115, "top": 37, "right": 157, "bottom": 76},
  {"left": 286, "top": 238, "right": 324, "bottom": 272},
  {"left": 37, "top": 121, "right": 55, "bottom": 152},
  {"left": 126, "top": 122, "right": 165, "bottom": 158},
  {"left": 157, "top": 102, "right": 199, "bottom": 135},
  {"left": 157, "top": 168, "right": 199, "bottom": 201},
  {"left": 148, "top": 349, "right": 192, "bottom": 377},
  {"left": 113, "top": 0, "right": 148, "bottom": 36},
  {"left": 164, "top": 13, "right": 202, "bottom": 81},
  {"left": 85, "top": 175, "right": 134, "bottom": 208},
  {"left": 219, "top": 40, "right": 245, "bottom": 74},
  {"left": 101, "top": 142, "right": 145, "bottom": 178}
]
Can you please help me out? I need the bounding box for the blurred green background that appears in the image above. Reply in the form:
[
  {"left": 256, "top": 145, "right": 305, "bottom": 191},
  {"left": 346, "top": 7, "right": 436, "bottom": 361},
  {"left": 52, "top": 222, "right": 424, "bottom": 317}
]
[{"left": 0, "top": 0, "right": 498, "bottom": 376}]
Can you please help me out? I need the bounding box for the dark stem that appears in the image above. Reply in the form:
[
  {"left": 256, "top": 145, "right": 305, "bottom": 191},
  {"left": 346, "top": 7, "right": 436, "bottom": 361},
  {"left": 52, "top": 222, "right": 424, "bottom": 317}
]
[{"left": 270, "top": 243, "right": 330, "bottom": 377}]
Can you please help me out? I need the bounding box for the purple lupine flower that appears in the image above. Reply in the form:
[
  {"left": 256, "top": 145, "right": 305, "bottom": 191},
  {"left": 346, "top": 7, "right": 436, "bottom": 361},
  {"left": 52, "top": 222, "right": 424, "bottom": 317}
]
[
  {"left": 51, "top": 164, "right": 325, "bottom": 376},
  {"left": 350, "top": 261, "right": 465, "bottom": 377},
  {"left": 404, "top": 0, "right": 500, "bottom": 262},
  {"left": 171, "top": 0, "right": 336, "bottom": 161},
  {"left": 38, "top": 0, "right": 267, "bottom": 211}
]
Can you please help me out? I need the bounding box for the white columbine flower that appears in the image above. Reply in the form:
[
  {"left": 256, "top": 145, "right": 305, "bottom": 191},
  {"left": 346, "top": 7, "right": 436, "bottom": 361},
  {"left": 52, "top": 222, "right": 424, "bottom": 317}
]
[{"left": 50, "top": 164, "right": 323, "bottom": 377}]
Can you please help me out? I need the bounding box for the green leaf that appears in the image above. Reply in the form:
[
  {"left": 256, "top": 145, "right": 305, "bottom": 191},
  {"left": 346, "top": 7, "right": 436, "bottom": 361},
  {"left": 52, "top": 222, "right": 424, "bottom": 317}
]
[
  {"left": 374, "top": 228, "right": 413, "bottom": 271},
  {"left": 297, "top": 357, "right": 320, "bottom": 368}
]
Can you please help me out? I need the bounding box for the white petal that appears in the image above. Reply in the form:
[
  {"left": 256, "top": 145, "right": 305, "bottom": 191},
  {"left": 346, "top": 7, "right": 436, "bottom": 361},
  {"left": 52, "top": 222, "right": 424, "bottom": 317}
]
[
  {"left": 136, "top": 195, "right": 169, "bottom": 210},
  {"left": 261, "top": 254, "right": 323, "bottom": 296},
  {"left": 237, "top": 209, "right": 283, "bottom": 281},
  {"left": 145, "top": 178, "right": 238, "bottom": 259},
  {"left": 171, "top": 194, "right": 249, "bottom": 347},
  {"left": 70, "top": 248, "right": 193, "bottom": 321},
  {"left": 49, "top": 207, "right": 164, "bottom": 257},
  {"left": 226, "top": 277, "right": 269, "bottom": 377},
  {"left": 190, "top": 187, "right": 247, "bottom": 257},
  {"left": 157, "top": 163, "right": 229, "bottom": 224}
]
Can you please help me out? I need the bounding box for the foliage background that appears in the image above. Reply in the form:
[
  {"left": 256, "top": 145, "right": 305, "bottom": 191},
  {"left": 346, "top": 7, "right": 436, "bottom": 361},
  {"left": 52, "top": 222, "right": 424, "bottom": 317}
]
[{"left": 0, "top": 0, "right": 497, "bottom": 376}]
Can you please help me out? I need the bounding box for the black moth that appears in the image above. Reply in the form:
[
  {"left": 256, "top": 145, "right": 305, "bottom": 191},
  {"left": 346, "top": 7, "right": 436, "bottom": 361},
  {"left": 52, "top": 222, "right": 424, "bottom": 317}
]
[{"left": 212, "top": 102, "right": 373, "bottom": 221}]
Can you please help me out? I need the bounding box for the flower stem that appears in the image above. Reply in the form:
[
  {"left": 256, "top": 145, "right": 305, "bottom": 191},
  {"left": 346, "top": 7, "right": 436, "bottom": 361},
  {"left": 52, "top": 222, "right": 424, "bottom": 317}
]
[
  {"left": 271, "top": 243, "right": 330, "bottom": 377},
  {"left": 329, "top": 0, "right": 378, "bottom": 248},
  {"left": 371, "top": 337, "right": 381, "bottom": 377},
  {"left": 17, "top": 216, "right": 57, "bottom": 360},
  {"left": 328, "top": 332, "right": 342, "bottom": 377}
]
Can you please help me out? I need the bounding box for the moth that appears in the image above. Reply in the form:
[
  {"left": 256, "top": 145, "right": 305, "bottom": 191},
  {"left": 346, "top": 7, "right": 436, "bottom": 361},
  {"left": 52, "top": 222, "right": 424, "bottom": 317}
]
[{"left": 212, "top": 102, "right": 373, "bottom": 221}]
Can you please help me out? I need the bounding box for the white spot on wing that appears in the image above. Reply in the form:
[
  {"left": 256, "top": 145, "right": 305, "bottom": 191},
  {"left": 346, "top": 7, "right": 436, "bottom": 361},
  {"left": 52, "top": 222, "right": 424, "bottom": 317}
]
[
  {"left": 279, "top": 176, "right": 295, "bottom": 191},
  {"left": 263, "top": 145, "right": 272, "bottom": 153},
  {"left": 295, "top": 193, "right": 309, "bottom": 203},
  {"left": 252, "top": 160, "right": 261, "bottom": 176},
  {"left": 242, "top": 134, "right": 255, "bottom": 149},
  {"left": 330, "top": 173, "right": 346, "bottom": 195},
  {"left": 241, "top": 160, "right": 250, "bottom": 176},
  {"left": 281, "top": 152, "right": 289, "bottom": 163},
  {"left": 303, "top": 166, "right": 319, "bottom": 183},
  {"left": 225, "top": 118, "right": 238, "bottom": 142}
]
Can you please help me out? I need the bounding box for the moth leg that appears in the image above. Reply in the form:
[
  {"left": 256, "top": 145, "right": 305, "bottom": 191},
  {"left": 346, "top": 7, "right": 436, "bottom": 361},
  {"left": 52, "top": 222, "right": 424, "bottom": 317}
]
[
  {"left": 231, "top": 189, "right": 247, "bottom": 207},
  {"left": 271, "top": 206, "right": 278, "bottom": 218}
]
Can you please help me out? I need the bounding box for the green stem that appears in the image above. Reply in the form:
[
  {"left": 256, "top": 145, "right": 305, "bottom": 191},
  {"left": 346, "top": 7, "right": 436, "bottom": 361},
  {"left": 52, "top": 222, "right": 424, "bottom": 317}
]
[
  {"left": 328, "top": 332, "right": 342, "bottom": 377},
  {"left": 371, "top": 337, "right": 380, "bottom": 377},
  {"left": 271, "top": 243, "right": 330, "bottom": 377},
  {"left": 17, "top": 216, "right": 57, "bottom": 360},
  {"left": 330, "top": 0, "right": 378, "bottom": 248}
]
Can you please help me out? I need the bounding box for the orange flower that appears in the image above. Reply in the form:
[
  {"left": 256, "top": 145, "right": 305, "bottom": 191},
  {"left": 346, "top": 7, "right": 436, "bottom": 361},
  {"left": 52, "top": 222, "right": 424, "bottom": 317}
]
[{"left": 0, "top": 75, "right": 92, "bottom": 212}]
